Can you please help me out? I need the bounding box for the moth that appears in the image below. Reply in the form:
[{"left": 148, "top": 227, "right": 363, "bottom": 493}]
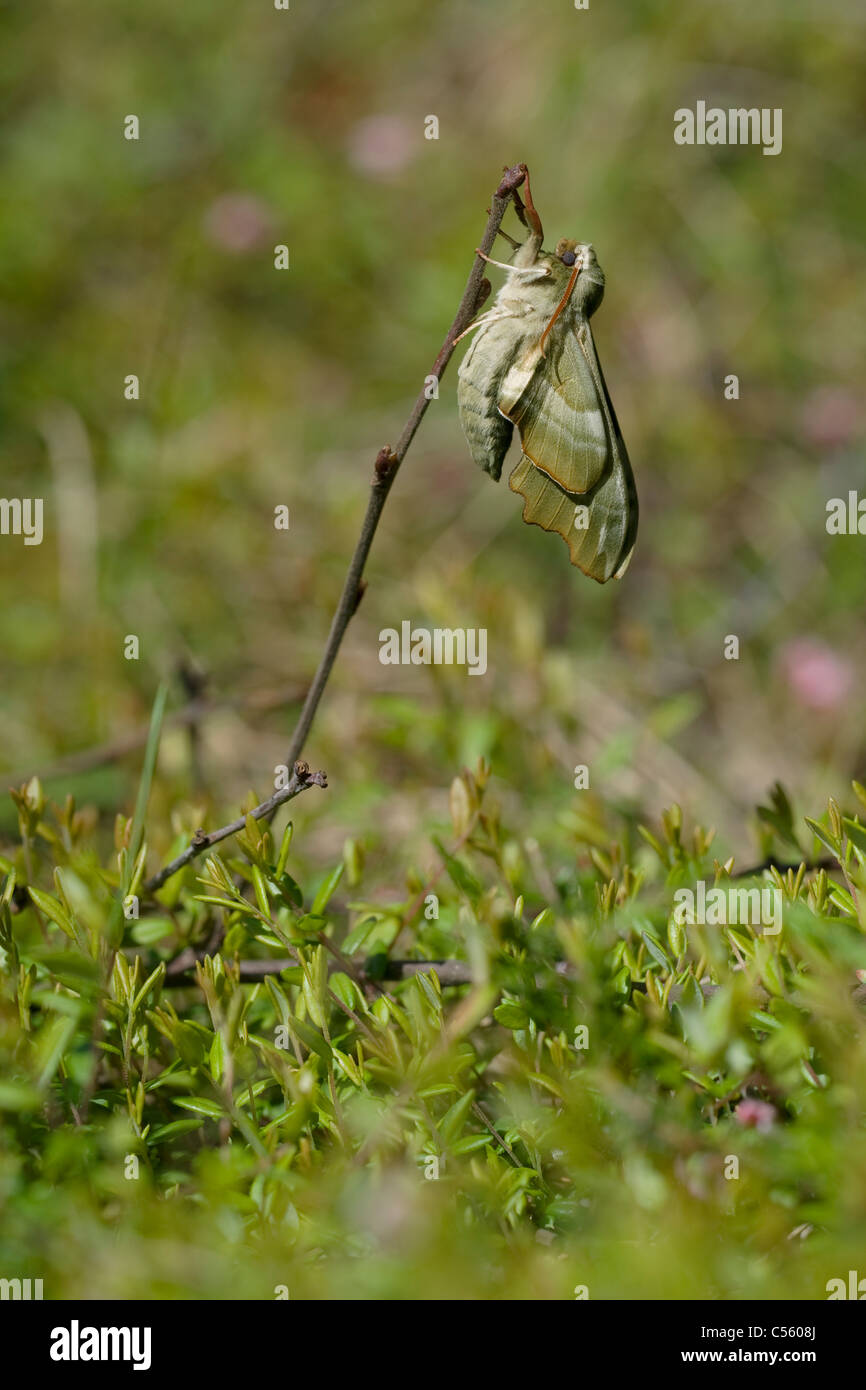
[{"left": 457, "top": 176, "right": 637, "bottom": 583}]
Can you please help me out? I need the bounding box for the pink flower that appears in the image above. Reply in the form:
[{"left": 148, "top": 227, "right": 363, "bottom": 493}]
[
  {"left": 203, "top": 194, "right": 273, "bottom": 253},
  {"left": 346, "top": 115, "right": 414, "bottom": 179},
  {"left": 780, "top": 638, "right": 854, "bottom": 712},
  {"left": 734, "top": 1098, "right": 777, "bottom": 1132},
  {"left": 800, "top": 387, "right": 861, "bottom": 452}
]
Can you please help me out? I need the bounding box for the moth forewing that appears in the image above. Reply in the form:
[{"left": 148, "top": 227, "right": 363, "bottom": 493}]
[
  {"left": 504, "top": 329, "right": 609, "bottom": 494},
  {"left": 505, "top": 310, "right": 637, "bottom": 583},
  {"left": 497, "top": 352, "right": 542, "bottom": 418}
]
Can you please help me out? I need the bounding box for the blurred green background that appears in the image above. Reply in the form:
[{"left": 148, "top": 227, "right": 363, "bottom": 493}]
[{"left": 2, "top": 0, "right": 864, "bottom": 875}]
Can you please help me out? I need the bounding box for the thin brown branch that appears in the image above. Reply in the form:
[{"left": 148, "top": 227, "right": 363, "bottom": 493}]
[
  {"left": 281, "top": 163, "right": 529, "bottom": 771},
  {"left": 143, "top": 760, "right": 327, "bottom": 896}
]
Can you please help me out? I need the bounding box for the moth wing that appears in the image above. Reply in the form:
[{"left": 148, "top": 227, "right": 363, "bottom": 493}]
[
  {"left": 506, "top": 321, "right": 638, "bottom": 583},
  {"left": 498, "top": 328, "right": 608, "bottom": 494},
  {"left": 576, "top": 319, "right": 638, "bottom": 577}
]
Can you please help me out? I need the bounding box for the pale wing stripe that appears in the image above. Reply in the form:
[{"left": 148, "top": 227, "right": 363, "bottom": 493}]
[{"left": 504, "top": 326, "right": 611, "bottom": 494}]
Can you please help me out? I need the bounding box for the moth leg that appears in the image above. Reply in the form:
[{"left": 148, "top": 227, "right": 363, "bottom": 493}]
[
  {"left": 510, "top": 170, "right": 543, "bottom": 260},
  {"left": 522, "top": 167, "right": 543, "bottom": 235},
  {"left": 452, "top": 311, "right": 520, "bottom": 346},
  {"left": 474, "top": 248, "right": 550, "bottom": 278},
  {"left": 496, "top": 227, "right": 522, "bottom": 250}
]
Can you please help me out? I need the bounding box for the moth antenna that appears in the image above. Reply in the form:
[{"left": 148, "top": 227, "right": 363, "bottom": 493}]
[{"left": 539, "top": 261, "right": 582, "bottom": 358}]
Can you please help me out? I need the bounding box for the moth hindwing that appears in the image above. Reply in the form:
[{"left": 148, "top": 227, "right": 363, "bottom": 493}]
[{"left": 457, "top": 228, "right": 637, "bottom": 583}]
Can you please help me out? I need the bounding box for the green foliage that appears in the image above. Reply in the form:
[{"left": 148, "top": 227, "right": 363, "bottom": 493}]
[{"left": 2, "top": 766, "right": 866, "bottom": 1299}]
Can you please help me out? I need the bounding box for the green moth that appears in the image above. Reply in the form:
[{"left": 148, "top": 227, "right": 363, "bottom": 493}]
[{"left": 457, "top": 180, "right": 637, "bottom": 583}]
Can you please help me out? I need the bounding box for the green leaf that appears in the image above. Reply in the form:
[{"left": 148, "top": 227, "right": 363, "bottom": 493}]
[
  {"left": 344, "top": 912, "right": 401, "bottom": 955},
  {"left": 451, "top": 1132, "right": 493, "bottom": 1155},
  {"left": 27, "top": 886, "right": 76, "bottom": 940},
  {"left": 828, "top": 883, "right": 857, "bottom": 918},
  {"left": 494, "top": 1001, "right": 530, "bottom": 1030},
  {"left": 27, "top": 948, "right": 102, "bottom": 991},
  {"left": 433, "top": 838, "right": 482, "bottom": 899},
  {"left": 438, "top": 1089, "right": 476, "bottom": 1145},
  {"left": 342, "top": 914, "right": 381, "bottom": 954},
  {"left": 842, "top": 817, "right": 866, "bottom": 856},
  {"left": 130, "top": 917, "right": 174, "bottom": 946},
  {"left": 312, "top": 862, "right": 344, "bottom": 916},
  {"left": 173, "top": 1096, "right": 224, "bottom": 1119},
  {"left": 127, "top": 680, "right": 169, "bottom": 889},
  {"left": 133, "top": 962, "right": 165, "bottom": 1012},
  {"left": 638, "top": 825, "right": 668, "bottom": 863},
  {"left": 289, "top": 1017, "right": 332, "bottom": 1061},
  {"left": 275, "top": 822, "right": 294, "bottom": 878},
  {"left": 757, "top": 783, "right": 801, "bottom": 852},
  {"left": 804, "top": 817, "right": 840, "bottom": 858},
  {"left": 147, "top": 1118, "right": 204, "bottom": 1142},
  {"left": 209, "top": 1032, "right": 225, "bottom": 1083},
  {"left": 294, "top": 913, "right": 327, "bottom": 935},
  {"left": 251, "top": 865, "right": 271, "bottom": 916},
  {"left": 641, "top": 929, "right": 673, "bottom": 974},
  {"left": 35, "top": 1016, "right": 77, "bottom": 1088},
  {"left": 276, "top": 872, "right": 304, "bottom": 908},
  {"left": 329, "top": 971, "right": 364, "bottom": 1012}
]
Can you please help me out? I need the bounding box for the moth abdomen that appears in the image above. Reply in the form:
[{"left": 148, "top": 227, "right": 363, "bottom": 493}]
[
  {"left": 457, "top": 320, "right": 526, "bottom": 480},
  {"left": 457, "top": 368, "right": 513, "bottom": 479}
]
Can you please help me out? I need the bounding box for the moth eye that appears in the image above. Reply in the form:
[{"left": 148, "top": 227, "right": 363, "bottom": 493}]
[{"left": 560, "top": 250, "right": 577, "bottom": 266}]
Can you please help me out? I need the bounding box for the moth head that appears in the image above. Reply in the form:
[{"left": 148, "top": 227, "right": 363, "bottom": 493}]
[
  {"left": 551, "top": 238, "right": 605, "bottom": 315},
  {"left": 554, "top": 238, "right": 601, "bottom": 273}
]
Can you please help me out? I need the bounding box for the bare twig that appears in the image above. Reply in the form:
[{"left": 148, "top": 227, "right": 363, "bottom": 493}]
[
  {"left": 281, "top": 163, "right": 529, "bottom": 771},
  {"left": 143, "top": 760, "right": 327, "bottom": 896},
  {"left": 731, "top": 855, "right": 835, "bottom": 879},
  {"left": 382, "top": 958, "right": 474, "bottom": 986},
  {"left": 163, "top": 954, "right": 474, "bottom": 987}
]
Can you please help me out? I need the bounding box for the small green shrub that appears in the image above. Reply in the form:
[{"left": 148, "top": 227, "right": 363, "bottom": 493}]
[{"left": 2, "top": 761, "right": 865, "bottom": 1299}]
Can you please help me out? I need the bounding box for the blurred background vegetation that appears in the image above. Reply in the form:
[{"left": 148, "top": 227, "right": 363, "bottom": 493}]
[
  {"left": 2, "top": 0, "right": 864, "bottom": 855},
  {"left": 1, "top": 0, "right": 865, "bottom": 1300}
]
